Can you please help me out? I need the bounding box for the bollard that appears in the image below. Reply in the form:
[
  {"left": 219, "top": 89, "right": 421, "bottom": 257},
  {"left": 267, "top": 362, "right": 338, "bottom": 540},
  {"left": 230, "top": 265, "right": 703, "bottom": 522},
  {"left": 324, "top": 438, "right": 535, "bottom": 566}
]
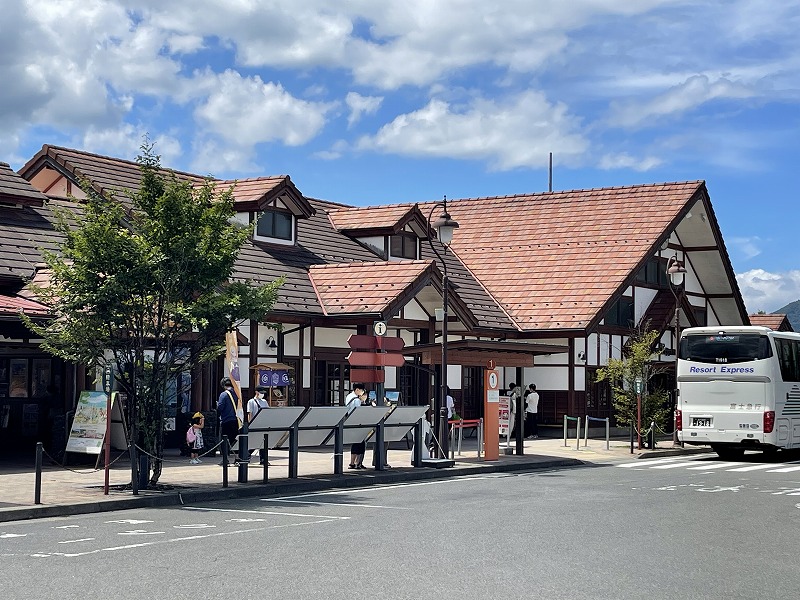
[
  {"left": 288, "top": 424, "right": 299, "bottom": 479},
  {"left": 563, "top": 415, "right": 568, "bottom": 447},
  {"left": 606, "top": 418, "right": 610, "bottom": 451},
  {"left": 584, "top": 419, "right": 589, "bottom": 447},
  {"left": 413, "top": 419, "right": 423, "bottom": 467},
  {"left": 449, "top": 425, "right": 455, "bottom": 460},
  {"left": 334, "top": 422, "right": 344, "bottom": 475},
  {"left": 629, "top": 422, "right": 634, "bottom": 454},
  {"left": 34, "top": 442, "right": 43, "bottom": 505},
  {"left": 375, "top": 421, "right": 385, "bottom": 471},
  {"left": 649, "top": 421, "right": 656, "bottom": 450},
  {"left": 478, "top": 418, "right": 484, "bottom": 459},
  {"left": 576, "top": 417, "right": 581, "bottom": 451},
  {"left": 130, "top": 444, "right": 139, "bottom": 496},
  {"left": 222, "top": 436, "right": 229, "bottom": 488},
  {"left": 457, "top": 419, "right": 464, "bottom": 456},
  {"left": 138, "top": 453, "right": 149, "bottom": 490},
  {"left": 262, "top": 433, "right": 269, "bottom": 483}
]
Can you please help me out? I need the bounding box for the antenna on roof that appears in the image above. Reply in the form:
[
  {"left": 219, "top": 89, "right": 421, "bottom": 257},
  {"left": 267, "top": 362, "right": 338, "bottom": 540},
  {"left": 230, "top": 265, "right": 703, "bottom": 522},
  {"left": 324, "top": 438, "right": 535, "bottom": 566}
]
[{"left": 548, "top": 152, "right": 553, "bottom": 192}]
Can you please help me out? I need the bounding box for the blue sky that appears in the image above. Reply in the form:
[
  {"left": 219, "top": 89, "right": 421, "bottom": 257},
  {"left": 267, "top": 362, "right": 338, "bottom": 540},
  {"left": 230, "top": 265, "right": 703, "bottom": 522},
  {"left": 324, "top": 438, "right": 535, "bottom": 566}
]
[{"left": 2, "top": 1, "right": 799, "bottom": 313}]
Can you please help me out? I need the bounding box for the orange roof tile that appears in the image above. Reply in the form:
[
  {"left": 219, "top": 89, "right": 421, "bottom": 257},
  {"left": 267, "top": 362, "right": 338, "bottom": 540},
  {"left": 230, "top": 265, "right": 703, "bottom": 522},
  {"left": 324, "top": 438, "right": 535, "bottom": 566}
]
[
  {"left": 309, "top": 260, "right": 435, "bottom": 315},
  {"left": 0, "top": 293, "right": 49, "bottom": 317},
  {"left": 425, "top": 181, "right": 705, "bottom": 331},
  {"left": 217, "top": 176, "right": 287, "bottom": 204},
  {"left": 749, "top": 313, "right": 793, "bottom": 331},
  {"left": 328, "top": 204, "right": 417, "bottom": 232}
]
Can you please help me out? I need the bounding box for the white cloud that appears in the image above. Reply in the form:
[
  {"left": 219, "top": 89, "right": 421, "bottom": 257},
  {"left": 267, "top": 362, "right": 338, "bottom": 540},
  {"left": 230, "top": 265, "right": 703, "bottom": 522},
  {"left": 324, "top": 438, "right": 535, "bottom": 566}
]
[
  {"left": 609, "top": 75, "right": 755, "bottom": 128},
  {"left": 345, "top": 92, "right": 383, "bottom": 128},
  {"left": 737, "top": 269, "right": 800, "bottom": 314},
  {"left": 193, "top": 70, "right": 336, "bottom": 147},
  {"left": 729, "top": 236, "right": 763, "bottom": 261},
  {"left": 357, "top": 91, "right": 588, "bottom": 170},
  {"left": 598, "top": 153, "right": 662, "bottom": 171},
  {"left": 81, "top": 125, "right": 182, "bottom": 166}
]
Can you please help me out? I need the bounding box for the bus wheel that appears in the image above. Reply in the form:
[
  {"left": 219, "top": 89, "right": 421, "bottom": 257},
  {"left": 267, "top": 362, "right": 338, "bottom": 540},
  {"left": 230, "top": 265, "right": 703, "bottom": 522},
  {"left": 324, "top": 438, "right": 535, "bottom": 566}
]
[{"left": 712, "top": 446, "right": 744, "bottom": 460}]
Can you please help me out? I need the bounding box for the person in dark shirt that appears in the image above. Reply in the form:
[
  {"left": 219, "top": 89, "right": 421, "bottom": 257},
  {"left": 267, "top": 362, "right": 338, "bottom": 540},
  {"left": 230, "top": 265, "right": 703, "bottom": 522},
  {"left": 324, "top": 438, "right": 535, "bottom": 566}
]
[{"left": 217, "top": 377, "right": 241, "bottom": 463}]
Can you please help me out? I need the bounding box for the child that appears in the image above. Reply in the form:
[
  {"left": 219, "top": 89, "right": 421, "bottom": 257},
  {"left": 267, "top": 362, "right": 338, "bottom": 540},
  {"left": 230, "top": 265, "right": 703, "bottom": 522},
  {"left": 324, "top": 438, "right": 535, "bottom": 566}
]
[{"left": 186, "top": 412, "right": 205, "bottom": 464}]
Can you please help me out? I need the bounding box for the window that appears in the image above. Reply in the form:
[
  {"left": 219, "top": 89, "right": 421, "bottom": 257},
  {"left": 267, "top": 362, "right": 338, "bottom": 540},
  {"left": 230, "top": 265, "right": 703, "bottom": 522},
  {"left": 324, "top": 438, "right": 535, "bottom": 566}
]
[
  {"left": 680, "top": 334, "right": 773, "bottom": 364},
  {"left": 635, "top": 258, "right": 669, "bottom": 288},
  {"left": 389, "top": 233, "right": 418, "bottom": 259},
  {"left": 692, "top": 307, "right": 707, "bottom": 327},
  {"left": 775, "top": 338, "right": 800, "bottom": 382},
  {"left": 256, "top": 208, "right": 293, "bottom": 242},
  {"left": 606, "top": 297, "right": 634, "bottom": 327}
]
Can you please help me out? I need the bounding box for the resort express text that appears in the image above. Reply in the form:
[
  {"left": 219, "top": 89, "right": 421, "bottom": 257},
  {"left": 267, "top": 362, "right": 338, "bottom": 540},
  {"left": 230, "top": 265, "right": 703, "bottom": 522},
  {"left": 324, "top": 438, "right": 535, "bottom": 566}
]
[{"left": 688, "top": 366, "right": 755, "bottom": 374}]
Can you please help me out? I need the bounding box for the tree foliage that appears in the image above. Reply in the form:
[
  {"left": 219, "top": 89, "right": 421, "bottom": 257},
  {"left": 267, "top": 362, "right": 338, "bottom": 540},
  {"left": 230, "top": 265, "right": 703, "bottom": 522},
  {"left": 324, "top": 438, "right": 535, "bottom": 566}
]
[
  {"left": 23, "top": 143, "right": 282, "bottom": 485},
  {"left": 595, "top": 328, "right": 671, "bottom": 432}
]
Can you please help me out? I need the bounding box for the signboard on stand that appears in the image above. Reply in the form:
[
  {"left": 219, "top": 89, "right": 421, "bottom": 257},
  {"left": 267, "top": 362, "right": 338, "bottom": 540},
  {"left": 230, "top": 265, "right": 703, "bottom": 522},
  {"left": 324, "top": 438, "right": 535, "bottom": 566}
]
[
  {"left": 66, "top": 391, "right": 111, "bottom": 454},
  {"left": 498, "top": 395, "right": 511, "bottom": 438},
  {"left": 483, "top": 368, "right": 499, "bottom": 460}
]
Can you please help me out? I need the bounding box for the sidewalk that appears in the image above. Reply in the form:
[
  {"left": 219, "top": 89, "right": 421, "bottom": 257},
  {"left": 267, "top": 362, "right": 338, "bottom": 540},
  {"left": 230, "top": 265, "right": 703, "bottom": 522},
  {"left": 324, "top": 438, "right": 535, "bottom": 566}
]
[{"left": 0, "top": 434, "right": 707, "bottom": 523}]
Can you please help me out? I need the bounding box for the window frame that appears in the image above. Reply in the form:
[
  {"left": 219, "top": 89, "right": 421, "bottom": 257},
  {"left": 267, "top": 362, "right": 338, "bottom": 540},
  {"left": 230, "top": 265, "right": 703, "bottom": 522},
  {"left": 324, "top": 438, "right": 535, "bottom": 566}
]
[{"left": 254, "top": 207, "right": 295, "bottom": 245}]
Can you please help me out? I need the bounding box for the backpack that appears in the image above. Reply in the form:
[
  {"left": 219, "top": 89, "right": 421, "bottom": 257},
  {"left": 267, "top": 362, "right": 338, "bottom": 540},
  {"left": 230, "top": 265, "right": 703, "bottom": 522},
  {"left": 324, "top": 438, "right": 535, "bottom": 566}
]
[{"left": 186, "top": 426, "right": 197, "bottom": 447}]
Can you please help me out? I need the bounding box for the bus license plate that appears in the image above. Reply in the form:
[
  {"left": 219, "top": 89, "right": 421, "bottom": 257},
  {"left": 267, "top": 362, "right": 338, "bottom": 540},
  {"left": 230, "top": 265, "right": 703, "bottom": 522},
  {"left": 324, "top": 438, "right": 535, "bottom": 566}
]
[{"left": 692, "top": 417, "right": 712, "bottom": 427}]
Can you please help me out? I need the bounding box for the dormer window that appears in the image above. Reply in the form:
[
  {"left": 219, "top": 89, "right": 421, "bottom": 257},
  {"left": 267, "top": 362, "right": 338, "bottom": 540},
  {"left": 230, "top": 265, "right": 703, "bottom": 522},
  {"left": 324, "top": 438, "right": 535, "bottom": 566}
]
[
  {"left": 255, "top": 207, "right": 294, "bottom": 245},
  {"left": 389, "top": 232, "right": 419, "bottom": 260}
]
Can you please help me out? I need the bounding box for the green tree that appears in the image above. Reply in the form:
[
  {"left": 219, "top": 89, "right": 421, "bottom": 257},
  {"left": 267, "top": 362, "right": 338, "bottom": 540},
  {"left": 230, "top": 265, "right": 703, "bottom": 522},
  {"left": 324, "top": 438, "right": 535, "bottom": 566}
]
[
  {"left": 595, "top": 328, "right": 671, "bottom": 434},
  {"left": 23, "top": 143, "right": 282, "bottom": 486}
]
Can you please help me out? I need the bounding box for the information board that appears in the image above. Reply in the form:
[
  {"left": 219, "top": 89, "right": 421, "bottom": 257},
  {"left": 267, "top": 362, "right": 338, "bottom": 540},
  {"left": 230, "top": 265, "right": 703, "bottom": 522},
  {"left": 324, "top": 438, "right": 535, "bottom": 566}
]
[
  {"left": 498, "top": 395, "right": 512, "bottom": 438},
  {"left": 66, "top": 391, "right": 111, "bottom": 455}
]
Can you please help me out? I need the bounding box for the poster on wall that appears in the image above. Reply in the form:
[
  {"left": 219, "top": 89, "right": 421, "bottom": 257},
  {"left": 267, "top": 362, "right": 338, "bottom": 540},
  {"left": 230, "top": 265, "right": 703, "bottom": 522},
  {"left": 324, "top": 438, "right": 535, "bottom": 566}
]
[
  {"left": 9, "top": 359, "right": 28, "bottom": 397},
  {"left": 498, "top": 395, "right": 512, "bottom": 440},
  {"left": 65, "top": 391, "right": 111, "bottom": 454},
  {"left": 31, "top": 359, "right": 51, "bottom": 398}
]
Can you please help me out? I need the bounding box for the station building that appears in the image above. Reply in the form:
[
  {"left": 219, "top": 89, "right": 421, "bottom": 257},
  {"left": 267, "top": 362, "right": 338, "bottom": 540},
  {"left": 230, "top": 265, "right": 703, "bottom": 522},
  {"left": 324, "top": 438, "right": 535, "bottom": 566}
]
[{"left": 0, "top": 144, "right": 753, "bottom": 450}]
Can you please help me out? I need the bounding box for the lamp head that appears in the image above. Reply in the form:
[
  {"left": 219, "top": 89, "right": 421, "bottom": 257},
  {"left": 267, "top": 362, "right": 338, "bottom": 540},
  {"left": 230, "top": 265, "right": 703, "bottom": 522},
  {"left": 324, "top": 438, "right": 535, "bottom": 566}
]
[
  {"left": 433, "top": 210, "right": 459, "bottom": 245},
  {"left": 667, "top": 261, "right": 686, "bottom": 287}
]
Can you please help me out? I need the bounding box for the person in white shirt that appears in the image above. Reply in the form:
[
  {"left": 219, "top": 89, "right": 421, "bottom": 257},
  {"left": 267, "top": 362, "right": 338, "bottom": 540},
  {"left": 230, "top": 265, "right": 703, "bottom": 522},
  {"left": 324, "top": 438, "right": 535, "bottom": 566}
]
[
  {"left": 445, "top": 386, "right": 455, "bottom": 419},
  {"left": 525, "top": 383, "right": 540, "bottom": 439},
  {"left": 508, "top": 383, "right": 521, "bottom": 437},
  {"left": 247, "top": 386, "right": 270, "bottom": 464},
  {"left": 345, "top": 383, "right": 368, "bottom": 469}
]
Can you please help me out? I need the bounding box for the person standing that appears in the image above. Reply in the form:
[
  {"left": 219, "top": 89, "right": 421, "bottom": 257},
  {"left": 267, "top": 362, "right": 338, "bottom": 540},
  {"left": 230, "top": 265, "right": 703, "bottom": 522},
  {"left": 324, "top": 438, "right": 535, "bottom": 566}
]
[
  {"left": 525, "top": 383, "right": 540, "bottom": 439},
  {"left": 186, "top": 412, "right": 205, "bottom": 464},
  {"left": 247, "top": 386, "right": 270, "bottom": 464},
  {"left": 217, "top": 377, "right": 241, "bottom": 463},
  {"left": 507, "top": 383, "right": 521, "bottom": 438},
  {"left": 345, "top": 383, "right": 368, "bottom": 469}
]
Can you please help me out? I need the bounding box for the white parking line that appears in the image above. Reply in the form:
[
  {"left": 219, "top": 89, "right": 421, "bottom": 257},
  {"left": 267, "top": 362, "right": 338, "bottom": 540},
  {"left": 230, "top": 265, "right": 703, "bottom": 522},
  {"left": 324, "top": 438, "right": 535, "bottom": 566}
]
[
  {"left": 766, "top": 465, "right": 800, "bottom": 473},
  {"left": 726, "top": 464, "right": 786, "bottom": 472},
  {"left": 260, "top": 499, "right": 411, "bottom": 509},
  {"left": 686, "top": 462, "right": 744, "bottom": 470},
  {"left": 617, "top": 457, "right": 690, "bottom": 468},
  {"left": 650, "top": 461, "right": 709, "bottom": 470},
  {"left": 182, "top": 506, "right": 350, "bottom": 520}
]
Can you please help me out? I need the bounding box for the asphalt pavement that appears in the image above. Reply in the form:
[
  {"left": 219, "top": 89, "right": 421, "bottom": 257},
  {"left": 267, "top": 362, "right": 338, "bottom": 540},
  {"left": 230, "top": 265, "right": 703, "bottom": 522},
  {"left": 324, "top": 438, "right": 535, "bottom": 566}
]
[{"left": 0, "top": 431, "right": 707, "bottom": 523}]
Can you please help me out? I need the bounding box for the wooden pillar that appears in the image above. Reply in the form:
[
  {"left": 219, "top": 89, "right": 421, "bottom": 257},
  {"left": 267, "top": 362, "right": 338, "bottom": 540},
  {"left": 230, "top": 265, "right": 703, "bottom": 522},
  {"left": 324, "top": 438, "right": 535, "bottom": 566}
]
[{"left": 567, "top": 337, "right": 575, "bottom": 416}]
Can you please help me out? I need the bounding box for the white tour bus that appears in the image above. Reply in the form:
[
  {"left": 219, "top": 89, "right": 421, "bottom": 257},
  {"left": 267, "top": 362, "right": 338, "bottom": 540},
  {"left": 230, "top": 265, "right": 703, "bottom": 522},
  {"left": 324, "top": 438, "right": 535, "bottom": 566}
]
[{"left": 677, "top": 325, "right": 800, "bottom": 458}]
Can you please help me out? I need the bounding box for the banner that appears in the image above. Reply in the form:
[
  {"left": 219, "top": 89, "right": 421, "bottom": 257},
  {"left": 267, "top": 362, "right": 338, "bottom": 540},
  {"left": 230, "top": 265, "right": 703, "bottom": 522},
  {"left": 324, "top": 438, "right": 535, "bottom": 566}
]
[{"left": 225, "top": 329, "right": 243, "bottom": 415}]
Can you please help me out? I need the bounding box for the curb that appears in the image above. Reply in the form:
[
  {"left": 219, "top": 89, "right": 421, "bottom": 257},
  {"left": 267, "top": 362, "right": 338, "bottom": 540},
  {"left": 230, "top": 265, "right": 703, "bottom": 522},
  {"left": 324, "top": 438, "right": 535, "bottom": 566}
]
[
  {"left": 636, "top": 446, "right": 712, "bottom": 460},
  {"left": 0, "top": 457, "right": 584, "bottom": 523}
]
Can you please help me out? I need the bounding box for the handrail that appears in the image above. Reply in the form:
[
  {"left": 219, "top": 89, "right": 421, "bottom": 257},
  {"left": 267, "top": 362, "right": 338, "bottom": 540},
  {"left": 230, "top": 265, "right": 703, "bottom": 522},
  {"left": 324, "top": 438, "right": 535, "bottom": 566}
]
[
  {"left": 563, "top": 415, "right": 581, "bottom": 450},
  {"left": 583, "top": 416, "right": 610, "bottom": 450}
]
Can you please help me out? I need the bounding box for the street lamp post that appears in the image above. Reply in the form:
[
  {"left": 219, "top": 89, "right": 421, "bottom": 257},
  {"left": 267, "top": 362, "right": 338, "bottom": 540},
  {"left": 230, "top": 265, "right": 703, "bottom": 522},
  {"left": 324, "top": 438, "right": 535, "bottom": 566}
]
[
  {"left": 667, "top": 254, "right": 686, "bottom": 447},
  {"left": 427, "top": 196, "right": 459, "bottom": 459}
]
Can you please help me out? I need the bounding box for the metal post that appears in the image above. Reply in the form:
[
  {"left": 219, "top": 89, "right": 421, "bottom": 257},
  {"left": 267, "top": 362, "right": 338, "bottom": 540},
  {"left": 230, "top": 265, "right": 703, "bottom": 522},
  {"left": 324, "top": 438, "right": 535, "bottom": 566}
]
[
  {"left": 413, "top": 419, "right": 423, "bottom": 467},
  {"left": 440, "top": 266, "right": 449, "bottom": 460},
  {"left": 288, "top": 423, "right": 299, "bottom": 478},
  {"left": 449, "top": 424, "right": 455, "bottom": 460},
  {"left": 262, "top": 433, "right": 269, "bottom": 483},
  {"left": 584, "top": 418, "right": 589, "bottom": 447},
  {"left": 138, "top": 453, "right": 149, "bottom": 490},
  {"left": 478, "top": 418, "right": 484, "bottom": 459},
  {"left": 222, "top": 436, "right": 229, "bottom": 488},
  {"left": 630, "top": 422, "right": 634, "bottom": 454},
  {"left": 516, "top": 394, "right": 524, "bottom": 456},
  {"left": 375, "top": 420, "right": 385, "bottom": 471},
  {"left": 563, "top": 415, "right": 568, "bottom": 447},
  {"left": 34, "top": 442, "right": 43, "bottom": 505},
  {"left": 637, "top": 392, "right": 642, "bottom": 449},
  {"left": 238, "top": 424, "right": 249, "bottom": 484},
  {"left": 334, "top": 421, "right": 344, "bottom": 475},
  {"left": 129, "top": 444, "right": 138, "bottom": 496},
  {"left": 649, "top": 420, "right": 656, "bottom": 450},
  {"left": 457, "top": 419, "right": 464, "bottom": 456},
  {"left": 576, "top": 417, "right": 581, "bottom": 451},
  {"left": 606, "top": 418, "right": 610, "bottom": 450}
]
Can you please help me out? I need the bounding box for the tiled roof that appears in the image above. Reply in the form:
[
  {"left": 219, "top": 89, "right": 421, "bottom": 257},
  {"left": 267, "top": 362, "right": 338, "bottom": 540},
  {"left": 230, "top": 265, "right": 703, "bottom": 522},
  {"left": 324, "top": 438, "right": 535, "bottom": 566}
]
[
  {"left": 0, "top": 197, "right": 76, "bottom": 282},
  {"left": 328, "top": 204, "right": 418, "bottom": 232},
  {"left": 0, "top": 293, "right": 49, "bottom": 317},
  {"left": 424, "top": 181, "right": 705, "bottom": 331},
  {"left": 20, "top": 145, "right": 206, "bottom": 200},
  {"left": 749, "top": 313, "right": 793, "bottom": 332},
  {"left": 220, "top": 177, "right": 287, "bottom": 204},
  {"left": 0, "top": 162, "right": 48, "bottom": 206},
  {"left": 309, "top": 260, "right": 435, "bottom": 315}
]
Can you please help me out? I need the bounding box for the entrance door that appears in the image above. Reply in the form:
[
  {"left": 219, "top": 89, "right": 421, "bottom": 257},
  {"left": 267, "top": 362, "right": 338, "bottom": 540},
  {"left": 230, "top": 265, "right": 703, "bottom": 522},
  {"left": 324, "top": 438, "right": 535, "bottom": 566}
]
[
  {"left": 313, "top": 360, "right": 351, "bottom": 406},
  {"left": 586, "top": 368, "right": 612, "bottom": 421},
  {"left": 462, "top": 366, "right": 484, "bottom": 420}
]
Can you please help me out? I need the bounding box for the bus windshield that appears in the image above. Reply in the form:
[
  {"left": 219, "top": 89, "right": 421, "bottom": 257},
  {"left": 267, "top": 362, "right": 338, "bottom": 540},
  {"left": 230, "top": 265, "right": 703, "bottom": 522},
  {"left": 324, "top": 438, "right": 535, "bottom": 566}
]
[{"left": 679, "top": 333, "right": 773, "bottom": 364}]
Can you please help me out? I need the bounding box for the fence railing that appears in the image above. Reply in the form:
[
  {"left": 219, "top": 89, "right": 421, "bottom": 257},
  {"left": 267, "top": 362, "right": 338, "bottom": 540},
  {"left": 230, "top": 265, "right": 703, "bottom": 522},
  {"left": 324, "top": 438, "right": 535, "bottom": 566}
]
[
  {"left": 583, "top": 416, "right": 610, "bottom": 450},
  {"left": 563, "top": 415, "right": 581, "bottom": 450}
]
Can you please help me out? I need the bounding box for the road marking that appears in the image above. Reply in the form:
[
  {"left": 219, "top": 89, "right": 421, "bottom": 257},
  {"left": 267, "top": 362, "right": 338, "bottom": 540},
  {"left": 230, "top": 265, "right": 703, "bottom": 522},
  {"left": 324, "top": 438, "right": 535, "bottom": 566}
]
[
  {"left": 650, "top": 461, "right": 707, "bottom": 469},
  {"left": 686, "top": 462, "right": 744, "bottom": 470},
  {"left": 766, "top": 465, "right": 800, "bottom": 473},
  {"left": 57, "top": 538, "right": 95, "bottom": 544},
  {"left": 106, "top": 519, "right": 153, "bottom": 525},
  {"left": 182, "top": 506, "right": 350, "bottom": 520},
  {"left": 53, "top": 525, "right": 80, "bottom": 529},
  {"left": 617, "top": 457, "right": 688, "bottom": 468},
  {"left": 260, "top": 498, "right": 411, "bottom": 510},
  {"left": 40, "top": 520, "right": 342, "bottom": 558},
  {"left": 118, "top": 530, "right": 165, "bottom": 536},
  {"left": 0, "top": 533, "right": 27, "bottom": 538},
  {"left": 726, "top": 464, "right": 785, "bottom": 472}
]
